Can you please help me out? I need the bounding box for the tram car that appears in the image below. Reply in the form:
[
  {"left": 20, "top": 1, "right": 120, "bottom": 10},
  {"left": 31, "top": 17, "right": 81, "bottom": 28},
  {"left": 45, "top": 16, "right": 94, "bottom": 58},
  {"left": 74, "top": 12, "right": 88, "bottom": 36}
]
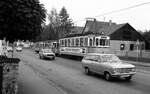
[{"left": 55, "top": 34, "right": 110, "bottom": 57}]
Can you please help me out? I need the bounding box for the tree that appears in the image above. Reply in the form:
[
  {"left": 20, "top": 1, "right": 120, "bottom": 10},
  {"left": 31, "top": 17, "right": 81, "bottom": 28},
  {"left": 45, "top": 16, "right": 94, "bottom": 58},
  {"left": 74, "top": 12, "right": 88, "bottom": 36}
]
[
  {"left": 142, "top": 30, "right": 150, "bottom": 42},
  {"left": 41, "top": 8, "right": 60, "bottom": 40},
  {"left": 42, "top": 7, "right": 74, "bottom": 41},
  {"left": 0, "top": 0, "right": 46, "bottom": 43},
  {"left": 59, "top": 7, "right": 74, "bottom": 38}
]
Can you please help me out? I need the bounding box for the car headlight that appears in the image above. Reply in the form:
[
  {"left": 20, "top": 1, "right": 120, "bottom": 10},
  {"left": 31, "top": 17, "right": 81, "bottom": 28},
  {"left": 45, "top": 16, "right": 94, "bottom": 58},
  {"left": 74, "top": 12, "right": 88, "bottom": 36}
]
[
  {"left": 131, "top": 68, "right": 136, "bottom": 72},
  {"left": 113, "top": 68, "right": 120, "bottom": 73}
]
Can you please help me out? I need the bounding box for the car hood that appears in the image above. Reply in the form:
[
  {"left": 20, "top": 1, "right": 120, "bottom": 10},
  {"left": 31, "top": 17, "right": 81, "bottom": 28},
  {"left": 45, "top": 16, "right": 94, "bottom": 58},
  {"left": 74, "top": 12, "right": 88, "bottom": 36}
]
[{"left": 104, "top": 62, "right": 135, "bottom": 68}]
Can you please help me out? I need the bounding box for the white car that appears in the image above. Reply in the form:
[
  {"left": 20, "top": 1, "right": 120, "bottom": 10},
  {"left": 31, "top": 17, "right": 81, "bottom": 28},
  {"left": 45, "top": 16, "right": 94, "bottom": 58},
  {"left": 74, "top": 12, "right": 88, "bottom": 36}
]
[
  {"left": 16, "top": 46, "right": 22, "bottom": 52},
  {"left": 82, "top": 53, "right": 136, "bottom": 81},
  {"left": 39, "top": 49, "right": 55, "bottom": 60},
  {"left": 7, "top": 46, "right": 13, "bottom": 52}
]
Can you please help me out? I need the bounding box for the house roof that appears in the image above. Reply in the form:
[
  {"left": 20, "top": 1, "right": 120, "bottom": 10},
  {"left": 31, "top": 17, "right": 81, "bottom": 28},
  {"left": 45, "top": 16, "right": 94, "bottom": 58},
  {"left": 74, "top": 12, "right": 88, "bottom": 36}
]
[
  {"left": 82, "top": 20, "right": 127, "bottom": 35},
  {"left": 63, "top": 20, "right": 128, "bottom": 38},
  {"left": 97, "top": 23, "right": 127, "bottom": 35},
  {"left": 71, "top": 26, "right": 84, "bottom": 34}
]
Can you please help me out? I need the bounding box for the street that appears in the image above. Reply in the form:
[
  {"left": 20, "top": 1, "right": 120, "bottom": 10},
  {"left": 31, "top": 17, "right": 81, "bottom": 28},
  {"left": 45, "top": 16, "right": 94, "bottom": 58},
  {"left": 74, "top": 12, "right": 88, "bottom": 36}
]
[{"left": 16, "top": 49, "right": 150, "bottom": 94}]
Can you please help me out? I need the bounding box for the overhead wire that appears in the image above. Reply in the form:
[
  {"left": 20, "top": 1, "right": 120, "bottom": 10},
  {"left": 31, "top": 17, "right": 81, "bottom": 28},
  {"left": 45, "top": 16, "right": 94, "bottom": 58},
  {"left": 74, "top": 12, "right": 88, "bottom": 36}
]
[{"left": 73, "top": 1, "right": 150, "bottom": 23}]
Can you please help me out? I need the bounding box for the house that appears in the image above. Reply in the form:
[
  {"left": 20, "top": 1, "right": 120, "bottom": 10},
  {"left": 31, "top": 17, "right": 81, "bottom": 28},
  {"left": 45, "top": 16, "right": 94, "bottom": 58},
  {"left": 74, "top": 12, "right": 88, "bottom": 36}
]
[{"left": 82, "top": 18, "right": 146, "bottom": 53}]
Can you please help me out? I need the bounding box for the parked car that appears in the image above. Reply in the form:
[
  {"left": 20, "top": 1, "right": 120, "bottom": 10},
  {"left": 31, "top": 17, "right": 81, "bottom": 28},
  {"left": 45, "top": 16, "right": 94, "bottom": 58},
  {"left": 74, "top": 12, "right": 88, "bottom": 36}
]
[
  {"left": 39, "top": 48, "right": 55, "bottom": 60},
  {"left": 7, "top": 46, "right": 13, "bottom": 52},
  {"left": 16, "top": 46, "right": 22, "bottom": 52},
  {"left": 81, "top": 53, "right": 136, "bottom": 81},
  {"left": 34, "top": 47, "right": 40, "bottom": 53}
]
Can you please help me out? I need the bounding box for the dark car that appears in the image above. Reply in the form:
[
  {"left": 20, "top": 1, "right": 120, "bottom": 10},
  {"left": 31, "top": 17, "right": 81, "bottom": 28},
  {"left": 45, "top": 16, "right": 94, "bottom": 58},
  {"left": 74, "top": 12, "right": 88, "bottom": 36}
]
[{"left": 34, "top": 47, "right": 40, "bottom": 53}]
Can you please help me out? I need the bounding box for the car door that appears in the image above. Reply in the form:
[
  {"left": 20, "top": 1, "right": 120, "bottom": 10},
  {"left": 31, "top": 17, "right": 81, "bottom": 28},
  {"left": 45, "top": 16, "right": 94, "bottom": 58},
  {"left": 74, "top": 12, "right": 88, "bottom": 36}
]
[
  {"left": 82, "top": 55, "right": 94, "bottom": 70},
  {"left": 93, "top": 55, "right": 106, "bottom": 75}
]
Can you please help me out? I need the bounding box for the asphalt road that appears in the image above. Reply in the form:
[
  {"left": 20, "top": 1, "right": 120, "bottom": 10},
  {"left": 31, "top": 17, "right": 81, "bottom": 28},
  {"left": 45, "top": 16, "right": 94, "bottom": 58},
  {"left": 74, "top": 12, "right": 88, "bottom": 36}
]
[{"left": 16, "top": 49, "right": 150, "bottom": 94}]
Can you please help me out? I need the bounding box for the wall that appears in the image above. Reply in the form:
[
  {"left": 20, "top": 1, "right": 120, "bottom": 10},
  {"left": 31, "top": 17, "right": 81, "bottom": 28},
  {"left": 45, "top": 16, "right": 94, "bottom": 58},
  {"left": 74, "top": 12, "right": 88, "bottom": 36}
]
[
  {"left": 115, "top": 50, "right": 150, "bottom": 59},
  {"left": 110, "top": 40, "right": 145, "bottom": 53}
]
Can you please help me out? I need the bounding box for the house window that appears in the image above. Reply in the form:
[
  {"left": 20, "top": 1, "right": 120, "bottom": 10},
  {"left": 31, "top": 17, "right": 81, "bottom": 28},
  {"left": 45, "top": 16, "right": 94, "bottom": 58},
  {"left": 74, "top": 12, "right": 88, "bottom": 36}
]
[
  {"left": 130, "top": 44, "right": 134, "bottom": 50},
  {"left": 120, "top": 44, "right": 125, "bottom": 50},
  {"left": 141, "top": 44, "right": 145, "bottom": 50}
]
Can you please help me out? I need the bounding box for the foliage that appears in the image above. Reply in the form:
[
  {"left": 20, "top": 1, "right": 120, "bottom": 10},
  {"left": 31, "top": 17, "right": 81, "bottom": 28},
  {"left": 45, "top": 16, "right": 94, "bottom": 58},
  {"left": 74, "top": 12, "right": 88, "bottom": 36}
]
[
  {"left": 41, "top": 7, "right": 74, "bottom": 41},
  {"left": 59, "top": 7, "right": 74, "bottom": 38},
  {"left": 142, "top": 30, "right": 150, "bottom": 42},
  {"left": 0, "top": 0, "right": 46, "bottom": 43}
]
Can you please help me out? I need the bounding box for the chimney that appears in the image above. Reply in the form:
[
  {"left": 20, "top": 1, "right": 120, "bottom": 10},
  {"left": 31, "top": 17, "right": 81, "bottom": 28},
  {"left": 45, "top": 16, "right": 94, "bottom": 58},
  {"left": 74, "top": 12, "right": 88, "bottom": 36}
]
[{"left": 109, "top": 20, "right": 112, "bottom": 26}]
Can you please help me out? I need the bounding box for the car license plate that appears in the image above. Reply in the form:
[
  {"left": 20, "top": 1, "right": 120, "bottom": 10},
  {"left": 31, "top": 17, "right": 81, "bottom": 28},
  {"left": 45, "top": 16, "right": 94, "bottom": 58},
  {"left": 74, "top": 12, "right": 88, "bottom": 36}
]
[{"left": 121, "top": 75, "right": 130, "bottom": 78}]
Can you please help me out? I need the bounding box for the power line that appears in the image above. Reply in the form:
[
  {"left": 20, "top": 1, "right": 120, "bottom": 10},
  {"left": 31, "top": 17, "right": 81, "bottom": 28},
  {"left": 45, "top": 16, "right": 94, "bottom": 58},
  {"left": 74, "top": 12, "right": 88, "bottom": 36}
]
[
  {"left": 94, "top": 1, "right": 150, "bottom": 17},
  {"left": 73, "top": 1, "right": 150, "bottom": 23}
]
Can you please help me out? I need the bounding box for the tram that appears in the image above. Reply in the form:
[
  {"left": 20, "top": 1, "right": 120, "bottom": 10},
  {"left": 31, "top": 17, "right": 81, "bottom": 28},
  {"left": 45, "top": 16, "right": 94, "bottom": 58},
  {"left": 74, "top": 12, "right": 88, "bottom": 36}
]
[{"left": 55, "top": 33, "right": 110, "bottom": 57}]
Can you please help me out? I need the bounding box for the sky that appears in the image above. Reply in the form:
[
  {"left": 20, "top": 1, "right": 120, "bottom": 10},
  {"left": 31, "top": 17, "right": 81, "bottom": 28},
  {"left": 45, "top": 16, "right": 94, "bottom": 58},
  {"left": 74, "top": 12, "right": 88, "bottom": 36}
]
[{"left": 39, "top": 0, "right": 150, "bottom": 31}]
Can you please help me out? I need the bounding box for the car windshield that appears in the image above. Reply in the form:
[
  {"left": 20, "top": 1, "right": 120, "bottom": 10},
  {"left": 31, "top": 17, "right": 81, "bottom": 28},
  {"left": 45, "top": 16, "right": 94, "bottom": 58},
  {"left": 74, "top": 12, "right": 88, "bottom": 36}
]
[
  {"left": 100, "top": 55, "right": 121, "bottom": 63},
  {"left": 42, "top": 49, "right": 52, "bottom": 53}
]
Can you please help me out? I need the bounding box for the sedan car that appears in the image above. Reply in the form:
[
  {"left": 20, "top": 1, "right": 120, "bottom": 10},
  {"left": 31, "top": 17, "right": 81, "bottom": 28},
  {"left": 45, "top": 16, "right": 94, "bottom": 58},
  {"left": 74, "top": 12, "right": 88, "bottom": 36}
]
[
  {"left": 81, "top": 53, "right": 136, "bottom": 81},
  {"left": 7, "top": 46, "right": 13, "bottom": 52},
  {"left": 16, "top": 46, "right": 22, "bottom": 52},
  {"left": 39, "top": 49, "right": 55, "bottom": 60},
  {"left": 34, "top": 47, "right": 40, "bottom": 53}
]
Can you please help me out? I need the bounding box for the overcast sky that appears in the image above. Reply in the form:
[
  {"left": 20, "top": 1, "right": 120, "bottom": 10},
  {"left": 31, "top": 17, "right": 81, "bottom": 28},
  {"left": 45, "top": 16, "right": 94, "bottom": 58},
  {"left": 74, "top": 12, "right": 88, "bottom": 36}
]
[{"left": 39, "top": 0, "right": 150, "bottom": 31}]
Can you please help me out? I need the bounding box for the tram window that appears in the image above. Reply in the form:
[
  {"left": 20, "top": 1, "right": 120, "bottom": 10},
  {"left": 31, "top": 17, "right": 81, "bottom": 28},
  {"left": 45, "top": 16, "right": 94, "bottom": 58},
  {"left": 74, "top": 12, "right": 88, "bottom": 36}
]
[
  {"left": 106, "top": 40, "right": 110, "bottom": 46},
  {"left": 84, "top": 37, "right": 88, "bottom": 46},
  {"left": 60, "top": 40, "right": 62, "bottom": 46},
  {"left": 65, "top": 39, "right": 67, "bottom": 47},
  {"left": 89, "top": 38, "right": 93, "bottom": 46},
  {"left": 80, "top": 38, "right": 84, "bottom": 47},
  {"left": 76, "top": 38, "right": 80, "bottom": 47},
  {"left": 68, "top": 39, "right": 71, "bottom": 47},
  {"left": 71, "top": 38, "right": 74, "bottom": 47},
  {"left": 100, "top": 39, "right": 105, "bottom": 46},
  {"left": 96, "top": 38, "right": 99, "bottom": 46},
  {"left": 62, "top": 40, "right": 65, "bottom": 47},
  {"left": 59, "top": 40, "right": 61, "bottom": 46}
]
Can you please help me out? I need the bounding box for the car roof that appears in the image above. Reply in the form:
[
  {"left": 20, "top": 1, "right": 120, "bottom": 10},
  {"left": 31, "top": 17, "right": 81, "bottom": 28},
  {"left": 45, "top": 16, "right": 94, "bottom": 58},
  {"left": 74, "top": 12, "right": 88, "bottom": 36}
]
[{"left": 86, "top": 53, "right": 115, "bottom": 56}]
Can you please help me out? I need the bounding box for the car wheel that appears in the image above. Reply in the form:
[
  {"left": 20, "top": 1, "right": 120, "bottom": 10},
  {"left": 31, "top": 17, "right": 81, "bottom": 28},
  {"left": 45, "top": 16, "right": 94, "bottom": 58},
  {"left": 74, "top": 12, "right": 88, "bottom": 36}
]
[
  {"left": 125, "top": 76, "right": 132, "bottom": 81},
  {"left": 52, "top": 57, "right": 55, "bottom": 60},
  {"left": 104, "top": 72, "right": 112, "bottom": 81},
  {"left": 84, "top": 67, "right": 91, "bottom": 75}
]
